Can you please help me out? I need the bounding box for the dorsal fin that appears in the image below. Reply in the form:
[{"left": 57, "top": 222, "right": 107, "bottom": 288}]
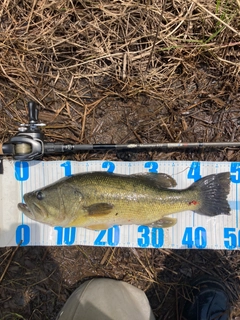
[{"left": 131, "top": 172, "right": 177, "bottom": 188}]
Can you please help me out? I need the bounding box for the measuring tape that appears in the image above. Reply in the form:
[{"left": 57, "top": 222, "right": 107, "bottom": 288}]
[{"left": 0, "top": 160, "right": 239, "bottom": 249}]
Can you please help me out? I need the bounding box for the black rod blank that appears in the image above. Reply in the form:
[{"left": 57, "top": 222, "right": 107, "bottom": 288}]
[{"left": 43, "top": 141, "right": 240, "bottom": 155}]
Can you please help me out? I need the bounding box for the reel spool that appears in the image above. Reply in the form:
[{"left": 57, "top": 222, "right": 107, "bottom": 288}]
[{"left": 14, "top": 143, "right": 32, "bottom": 155}]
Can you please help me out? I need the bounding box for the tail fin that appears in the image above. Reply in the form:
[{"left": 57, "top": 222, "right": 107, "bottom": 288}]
[{"left": 191, "top": 172, "right": 231, "bottom": 216}]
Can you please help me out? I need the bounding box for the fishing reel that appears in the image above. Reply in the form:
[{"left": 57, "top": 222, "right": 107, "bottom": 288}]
[
  {"left": 1, "top": 101, "right": 99, "bottom": 160},
  {"left": 2, "top": 102, "right": 46, "bottom": 160}
]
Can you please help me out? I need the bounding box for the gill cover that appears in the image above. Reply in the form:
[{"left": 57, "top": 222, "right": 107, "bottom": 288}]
[{"left": 22, "top": 182, "right": 83, "bottom": 226}]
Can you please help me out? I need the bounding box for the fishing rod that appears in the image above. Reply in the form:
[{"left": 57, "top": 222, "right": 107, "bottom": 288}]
[{"left": 1, "top": 101, "right": 240, "bottom": 161}]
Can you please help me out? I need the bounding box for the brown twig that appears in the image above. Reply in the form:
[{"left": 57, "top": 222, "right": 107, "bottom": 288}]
[{"left": 0, "top": 241, "right": 23, "bottom": 284}]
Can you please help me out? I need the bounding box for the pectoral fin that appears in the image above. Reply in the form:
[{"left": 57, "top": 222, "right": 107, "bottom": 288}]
[
  {"left": 146, "top": 217, "right": 177, "bottom": 228},
  {"left": 84, "top": 203, "right": 114, "bottom": 216}
]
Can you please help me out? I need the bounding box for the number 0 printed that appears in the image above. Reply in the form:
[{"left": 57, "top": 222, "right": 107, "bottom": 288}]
[{"left": 15, "top": 161, "right": 29, "bottom": 181}]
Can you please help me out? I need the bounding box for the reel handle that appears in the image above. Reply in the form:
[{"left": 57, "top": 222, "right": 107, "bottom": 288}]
[{"left": 28, "top": 101, "right": 39, "bottom": 123}]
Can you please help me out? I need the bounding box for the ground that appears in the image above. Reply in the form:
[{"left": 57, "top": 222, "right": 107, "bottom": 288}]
[{"left": 0, "top": 0, "right": 240, "bottom": 319}]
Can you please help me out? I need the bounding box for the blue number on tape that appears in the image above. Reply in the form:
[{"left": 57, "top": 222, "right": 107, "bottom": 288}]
[
  {"left": 187, "top": 162, "right": 201, "bottom": 182},
  {"left": 230, "top": 163, "right": 240, "bottom": 183},
  {"left": 16, "top": 224, "right": 30, "bottom": 246},
  {"left": 61, "top": 161, "right": 72, "bottom": 176},
  {"left": 64, "top": 227, "right": 76, "bottom": 245},
  {"left": 182, "top": 227, "right": 207, "bottom": 249},
  {"left": 94, "top": 230, "right": 106, "bottom": 245},
  {"left": 224, "top": 228, "right": 237, "bottom": 249},
  {"left": 152, "top": 228, "right": 164, "bottom": 248},
  {"left": 144, "top": 162, "right": 158, "bottom": 173},
  {"left": 107, "top": 226, "right": 120, "bottom": 246},
  {"left": 94, "top": 226, "right": 120, "bottom": 246},
  {"left": 138, "top": 226, "right": 164, "bottom": 248},
  {"left": 54, "top": 227, "right": 76, "bottom": 245},
  {"left": 102, "top": 161, "right": 115, "bottom": 173},
  {"left": 137, "top": 225, "right": 150, "bottom": 247},
  {"left": 15, "top": 161, "right": 29, "bottom": 181},
  {"left": 195, "top": 227, "right": 207, "bottom": 249},
  {"left": 55, "top": 227, "right": 63, "bottom": 245},
  {"left": 182, "top": 227, "right": 194, "bottom": 248}
]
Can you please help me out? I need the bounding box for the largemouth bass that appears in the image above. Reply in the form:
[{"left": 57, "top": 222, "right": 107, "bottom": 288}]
[{"left": 18, "top": 171, "right": 231, "bottom": 230}]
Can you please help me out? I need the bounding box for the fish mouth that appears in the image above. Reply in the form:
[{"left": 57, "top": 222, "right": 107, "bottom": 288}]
[
  {"left": 18, "top": 203, "right": 33, "bottom": 216},
  {"left": 19, "top": 201, "right": 45, "bottom": 217}
]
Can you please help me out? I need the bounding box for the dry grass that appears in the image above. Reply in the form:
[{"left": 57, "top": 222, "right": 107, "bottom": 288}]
[{"left": 0, "top": 0, "right": 240, "bottom": 319}]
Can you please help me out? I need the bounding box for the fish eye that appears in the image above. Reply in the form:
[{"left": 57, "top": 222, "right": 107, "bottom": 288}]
[{"left": 36, "top": 191, "right": 44, "bottom": 200}]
